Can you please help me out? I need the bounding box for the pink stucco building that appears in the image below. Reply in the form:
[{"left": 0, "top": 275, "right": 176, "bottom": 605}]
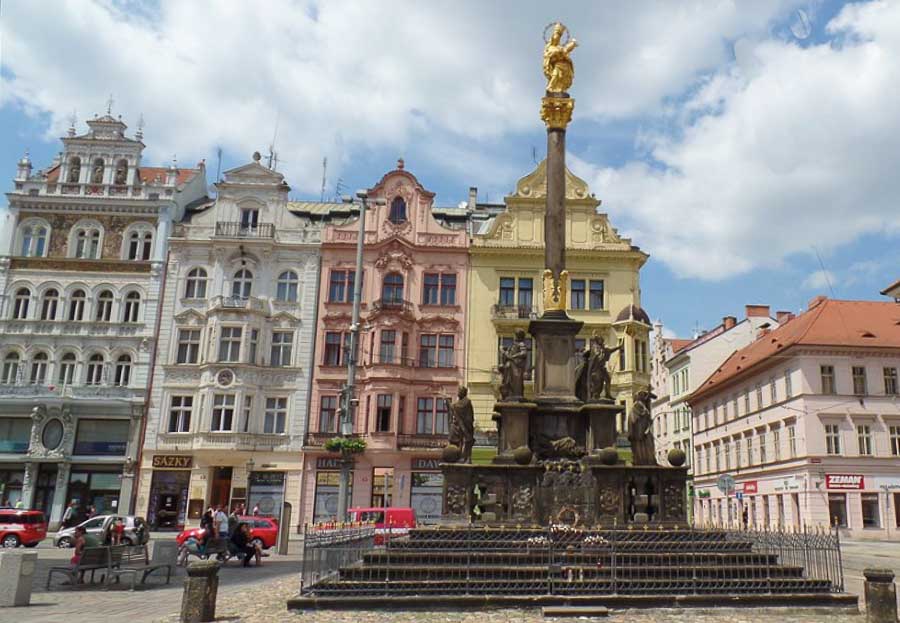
[
  {"left": 301, "top": 162, "right": 468, "bottom": 526},
  {"left": 690, "top": 297, "right": 900, "bottom": 539}
]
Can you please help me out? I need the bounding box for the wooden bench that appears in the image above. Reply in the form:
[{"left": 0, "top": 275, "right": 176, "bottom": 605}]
[
  {"left": 46, "top": 547, "right": 110, "bottom": 589},
  {"left": 107, "top": 545, "right": 174, "bottom": 590}
]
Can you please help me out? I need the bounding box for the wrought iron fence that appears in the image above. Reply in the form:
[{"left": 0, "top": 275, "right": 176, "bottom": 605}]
[
  {"left": 300, "top": 523, "right": 375, "bottom": 593},
  {"left": 300, "top": 522, "right": 844, "bottom": 598}
]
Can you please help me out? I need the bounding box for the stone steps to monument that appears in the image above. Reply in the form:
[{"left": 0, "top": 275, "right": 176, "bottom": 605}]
[
  {"left": 362, "top": 551, "right": 781, "bottom": 566},
  {"left": 337, "top": 564, "right": 807, "bottom": 581},
  {"left": 385, "top": 539, "right": 756, "bottom": 553},
  {"left": 307, "top": 577, "right": 833, "bottom": 597},
  {"left": 407, "top": 528, "right": 732, "bottom": 543}
]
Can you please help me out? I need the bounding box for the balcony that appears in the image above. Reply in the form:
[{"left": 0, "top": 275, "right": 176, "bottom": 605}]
[
  {"left": 157, "top": 432, "right": 294, "bottom": 451},
  {"left": 371, "top": 299, "right": 414, "bottom": 315},
  {"left": 491, "top": 304, "right": 537, "bottom": 322},
  {"left": 398, "top": 434, "right": 448, "bottom": 449},
  {"left": 0, "top": 383, "right": 140, "bottom": 400},
  {"left": 214, "top": 221, "right": 275, "bottom": 239},
  {"left": 209, "top": 295, "right": 268, "bottom": 314},
  {"left": 304, "top": 432, "right": 364, "bottom": 447}
]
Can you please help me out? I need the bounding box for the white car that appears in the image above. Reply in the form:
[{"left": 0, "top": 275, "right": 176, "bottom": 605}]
[{"left": 54, "top": 514, "right": 148, "bottom": 548}]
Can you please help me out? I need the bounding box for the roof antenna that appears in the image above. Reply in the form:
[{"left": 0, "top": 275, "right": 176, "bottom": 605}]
[
  {"left": 106, "top": 94, "right": 114, "bottom": 115},
  {"left": 267, "top": 111, "right": 280, "bottom": 170},
  {"left": 320, "top": 157, "right": 328, "bottom": 202}
]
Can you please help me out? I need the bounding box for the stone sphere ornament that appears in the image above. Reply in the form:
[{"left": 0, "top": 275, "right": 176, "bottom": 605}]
[
  {"left": 442, "top": 444, "right": 462, "bottom": 463},
  {"left": 598, "top": 447, "right": 618, "bottom": 466},
  {"left": 668, "top": 448, "right": 687, "bottom": 467},
  {"left": 512, "top": 445, "right": 533, "bottom": 465}
]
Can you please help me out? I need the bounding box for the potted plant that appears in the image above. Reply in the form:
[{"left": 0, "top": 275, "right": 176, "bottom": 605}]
[{"left": 324, "top": 436, "right": 367, "bottom": 457}]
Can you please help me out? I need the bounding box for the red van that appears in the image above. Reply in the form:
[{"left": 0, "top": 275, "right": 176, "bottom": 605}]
[
  {"left": 349, "top": 507, "right": 416, "bottom": 544},
  {"left": 0, "top": 509, "right": 48, "bottom": 548}
]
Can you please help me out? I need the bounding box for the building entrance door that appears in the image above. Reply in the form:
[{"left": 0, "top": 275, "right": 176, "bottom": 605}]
[
  {"left": 33, "top": 464, "right": 58, "bottom": 518},
  {"left": 209, "top": 467, "right": 232, "bottom": 509}
]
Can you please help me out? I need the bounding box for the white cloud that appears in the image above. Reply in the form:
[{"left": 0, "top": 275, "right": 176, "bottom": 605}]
[
  {"left": 1, "top": 0, "right": 800, "bottom": 196},
  {"left": 801, "top": 269, "right": 837, "bottom": 291},
  {"left": 578, "top": 1, "right": 900, "bottom": 280}
]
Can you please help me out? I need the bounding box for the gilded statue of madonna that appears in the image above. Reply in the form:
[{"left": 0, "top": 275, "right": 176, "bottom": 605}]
[{"left": 543, "top": 22, "right": 578, "bottom": 93}]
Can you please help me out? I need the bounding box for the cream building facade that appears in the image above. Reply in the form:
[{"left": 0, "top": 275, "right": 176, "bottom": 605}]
[{"left": 465, "top": 161, "right": 651, "bottom": 435}]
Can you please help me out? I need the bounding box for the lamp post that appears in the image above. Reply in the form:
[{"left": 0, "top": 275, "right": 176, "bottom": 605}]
[{"left": 336, "top": 190, "right": 385, "bottom": 522}]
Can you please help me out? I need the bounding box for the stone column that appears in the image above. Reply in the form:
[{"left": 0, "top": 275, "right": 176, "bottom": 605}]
[
  {"left": 49, "top": 463, "right": 71, "bottom": 530},
  {"left": 180, "top": 560, "right": 220, "bottom": 623},
  {"left": 864, "top": 568, "right": 898, "bottom": 623},
  {"left": 545, "top": 124, "right": 566, "bottom": 283}
]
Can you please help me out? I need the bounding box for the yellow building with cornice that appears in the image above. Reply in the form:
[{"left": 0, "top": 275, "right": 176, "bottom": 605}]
[{"left": 465, "top": 160, "right": 651, "bottom": 436}]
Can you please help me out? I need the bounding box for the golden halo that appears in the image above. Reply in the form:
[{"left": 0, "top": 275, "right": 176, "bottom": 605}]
[{"left": 543, "top": 22, "right": 570, "bottom": 45}]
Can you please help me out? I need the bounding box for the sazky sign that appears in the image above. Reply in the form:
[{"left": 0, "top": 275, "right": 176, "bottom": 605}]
[
  {"left": 152, "top": 455, "right": 193, "bottom": 469},
  {"left": 825, "top": 474, "right": 864, "bottom": 490}
]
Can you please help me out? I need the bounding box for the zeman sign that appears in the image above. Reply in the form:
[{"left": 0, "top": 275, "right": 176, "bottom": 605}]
[
  {"left": 152, "top": 455, "right": 193, "bottom": 469},
  {"left": 826, "top": 474, "right": 865, "bottom": 490}
]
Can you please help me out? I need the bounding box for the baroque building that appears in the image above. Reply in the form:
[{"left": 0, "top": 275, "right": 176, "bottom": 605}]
[
  {"left": 465, "top": 161, "right": 651, "bottom": 435},
  {"left": 0, "top": 115, "right": 205, "bottom": 527},
  {"left": 135, "top": 154, "right": 323, "bottom": 531},
  {"left": 303, "top": 161, "right": 468, "bottom": 526},
  {"left": 690, "top": 297, "right": 900, "bottom": 539}
]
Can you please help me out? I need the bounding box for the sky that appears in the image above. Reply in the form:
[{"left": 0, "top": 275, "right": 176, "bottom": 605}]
[{"left": 1, "top": 0, "right": 898, "bottom": 338}]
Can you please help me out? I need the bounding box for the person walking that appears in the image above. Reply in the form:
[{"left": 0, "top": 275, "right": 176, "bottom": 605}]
[
  {"left": 200, "top": 508, "right": 214, "bottom": 534},
  {"left": 214, "top": 506, "right": 229, "bottom": 538},
  {"left": 62, "top": 501, "right": 78, "bottom": 528}
]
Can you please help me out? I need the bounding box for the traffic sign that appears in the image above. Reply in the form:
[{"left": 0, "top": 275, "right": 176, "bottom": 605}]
[
  {"left": 717, "top": 474, "right": 735, "bottom": 494},
  {"left": 735, "top": 491, "right": 743, "bottom": 501}
]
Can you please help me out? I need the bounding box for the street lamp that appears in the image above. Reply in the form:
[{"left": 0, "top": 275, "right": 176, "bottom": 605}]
[{"left": 335, "top": 190, "right": 385, "bottom": 523}]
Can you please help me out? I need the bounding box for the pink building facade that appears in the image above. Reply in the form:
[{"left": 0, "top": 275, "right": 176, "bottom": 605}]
[
  {"left": 690, "top": 298, "right": 900, "bottom": 540},
  {"left": 302, "top": 163, "right": 468, "bottom": 526}
]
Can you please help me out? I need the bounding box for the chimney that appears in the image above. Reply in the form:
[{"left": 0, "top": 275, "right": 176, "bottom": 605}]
[
  {"left": 775, "top": 310, "right": 795, "bottom": 324},
  {"left": 808, "top": 295, "right": 827, "bottom": 310},
  {"left": 745, "top": 304, "right": 771, "bottom": 319},
  {"left": 468, "top": 187, "right": 477, "bottom": 211},
  {"left": 722, "top": 316, "right": 737, "bottom": 330}
]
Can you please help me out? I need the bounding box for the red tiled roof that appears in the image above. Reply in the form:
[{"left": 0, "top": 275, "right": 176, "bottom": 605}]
[
  {"left": 668, "top": 339, "right": 693, "bottom": 354},
  {"left": 45, "top": 164, "right": 61, "bottom": 182},
  {"left": 689, "top": 298, "right": 900, "bottom": 404},
  {"left": 138, "top": 167, "right": 199, "bottom": 186}
]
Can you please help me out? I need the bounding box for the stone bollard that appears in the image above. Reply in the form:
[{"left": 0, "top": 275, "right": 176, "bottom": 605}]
[
  {"left": 0, "top": 550, "right": 38, "bottom": 607},
  {"left": 864, "top": 568, "right": 898, "bottom": 623},
  {"left": 180, "top": 560, "right": 220, "bottom": 623}
]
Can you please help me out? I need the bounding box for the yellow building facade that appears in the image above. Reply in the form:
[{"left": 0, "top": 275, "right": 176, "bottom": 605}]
[{"left": 465, "top": 161, "right": 651, "bottom": 434}]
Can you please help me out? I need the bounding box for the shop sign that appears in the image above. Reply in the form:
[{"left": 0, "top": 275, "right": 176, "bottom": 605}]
[
  {"left": 696, "top": 489, "right": 711, "bottom": 498},
  {"left": 774, "top": 476, "right": 801, "bottom": 492},
  {"left": 316, "top": 457, "right": 353, "bottom": 470},
  {"left": 152, "top": 455, "right": 193, "bottom": 469},
  {"left": 741, "top": 481, "right": 758, "bottom": 494},
  {"left": 411, "top": 458, "right": 441, "bottom": 470},
  {"left": 826, "top": 474, "right": 865, "bottom": 490},
  {"left": 249, "top": 471, "right": 285, "bottom": 486}
]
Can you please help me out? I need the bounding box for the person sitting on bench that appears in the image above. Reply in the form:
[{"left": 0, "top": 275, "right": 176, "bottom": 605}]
[{"left": 230, "top": 523, "right": 261, "bottom": 567}]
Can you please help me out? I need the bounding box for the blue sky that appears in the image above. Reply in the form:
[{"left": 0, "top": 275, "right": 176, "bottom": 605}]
[{"left": 2, "top": 1, "right": 898, "bottom": 338}]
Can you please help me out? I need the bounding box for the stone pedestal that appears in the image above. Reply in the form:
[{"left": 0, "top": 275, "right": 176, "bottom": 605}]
[
  {"left": 180, "top": 561, "right": 220, "bottom": 623},
  {"left": 0, "top": 550, "right": 37, "bottom": 607},
  {"left": 863, "top": 568, "right": 897, "bottom": 623},
  {"left": 583, "top": 402, "right": 623, "bottom": 451},
  {"left": 493, "top": 402, "right": 536, "bottom": 463},
  {"left": 529, "top": 316, "right": 583, "bottom": 402}
]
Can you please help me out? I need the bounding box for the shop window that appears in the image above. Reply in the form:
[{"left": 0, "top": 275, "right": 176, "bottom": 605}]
[
  {"left": 861, "top": 493, "right": 880, "bottom": 528},
  {"left": 313, "top": 472, "right": 351, "bottom": 524},
  {"left": 73, "top": 419, "right": 129, "bottom": 455},
  {"left": 66, "top": 469, "right": 122, "bottom": 515},
  {"left": 184, "top": 268, "right": 207, "bottom": 299},
  {"left": 247, "top": 472, "right": 285, "bottom": 518},
  {"left": 0, "top": 418, "right": 31, "bottom": 453},
  {"left": 411, "top": 472, "right": 444, "bottom": 524}
]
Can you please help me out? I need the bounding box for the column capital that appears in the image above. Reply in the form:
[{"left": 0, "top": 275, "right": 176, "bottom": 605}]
[{"left": 541, "top": 96, "right": 575, "bottom": 130}]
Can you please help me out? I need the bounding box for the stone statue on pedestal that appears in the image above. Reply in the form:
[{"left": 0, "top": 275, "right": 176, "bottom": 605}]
[
  {"left": 499, "top": 328, "right": 529, "bottom": 401},
  {"left": 448, "top": 387, "right": 475, "bottom": 464},
  {"left": 575, "top": 334, "right": 622, "bottom": 402},
  {"left": 628, "top": 390, "right": 657, "bottom": 465}
]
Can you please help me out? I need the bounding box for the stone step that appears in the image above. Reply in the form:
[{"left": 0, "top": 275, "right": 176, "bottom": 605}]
[
  {"left": 383, "top": 539, "right": 756, "bottom": 553},
  {"left": 363, "top": 551, "right": 781, "bottom": 566}
]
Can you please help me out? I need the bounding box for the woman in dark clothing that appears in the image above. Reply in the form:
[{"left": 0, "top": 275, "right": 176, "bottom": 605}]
[
  {"left": 230, "top": 523, "right": 260, "bottom": 567},
  {"left": 200, "top": 509, "right": 214, "bottom": 534}
]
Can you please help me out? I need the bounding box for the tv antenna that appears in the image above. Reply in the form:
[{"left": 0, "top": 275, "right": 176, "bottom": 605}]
[{"left": 320, "top": 157, "right": 328, "bottom": 202}]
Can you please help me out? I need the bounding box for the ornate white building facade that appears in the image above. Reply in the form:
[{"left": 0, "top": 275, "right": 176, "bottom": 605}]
[
  {"left": 135, "top": 155, "right": 325, "bottom": 532},
  {"left": 0, "top": 115, "right": 205, "bottom": 528}
]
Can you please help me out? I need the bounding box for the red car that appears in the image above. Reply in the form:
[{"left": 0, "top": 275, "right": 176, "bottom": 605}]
[
  {"left": 349, "top": 507, "right": 416, "bottom": 544},
  {"left": 0, "top": 509, "right": 47, "bottom": 548},
  {"left": 175, "top": 516, "right": 278, "bottom": 550}
]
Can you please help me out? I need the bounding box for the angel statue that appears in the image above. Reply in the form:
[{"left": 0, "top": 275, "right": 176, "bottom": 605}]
[{"left": 543, "top": 22, "right": 578, "bottom": 94}]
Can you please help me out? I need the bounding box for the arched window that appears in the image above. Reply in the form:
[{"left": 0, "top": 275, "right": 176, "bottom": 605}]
[
  {"left": 96, "top": 290, "right": 114, "bottom": 322},
  {"left": 13, "top": 288, "right": 31, "bottom": 319},
  {"left": 58, "top": 353, "right": 77, "bottom": 385},
  {"left": 74, "top": 228, "right": 101, "bottom": 259},
  {"left": 276, "top": 270, "right": 299, "bottom": 302},
  {"left": 67, "top": 156, "right": 82, "bottom": 183},
  {"left": 126, "top": 230, "right": 153, "bottom": 260},
  {"left": 19, "top": 224, "right": 48, "bottom": 257},
  {"left": 68, "top": 289, "right": 86, "bottom": 321},
  {"left": 40, "top": 289, "right": 59, "bottom": 320},
  {"left": 382, "top": 273, "right": 404, "bottom": 305},
  {"left": 232, "top": 269, "right": 253, "bottom": 299},
  {"left": 389, "top": 197, "right": 407, "bottom": 224},
  {"left": 30, "top": 352, "right": 49, "bottom": 385},
  {"left": 85, "top": 354, "right": 105, "bottom": 385},
  {"left": 122, "top": 292, "right": 141, "bottom": 323},
  {"left": 184, "top": 268, "right": 207, "bottom": 299},
  {"left": 114, "top": 355, "right": 132, "bottom": 386},
  {"left": 2, "top": 353, "right": 20, "bottom": 384}
]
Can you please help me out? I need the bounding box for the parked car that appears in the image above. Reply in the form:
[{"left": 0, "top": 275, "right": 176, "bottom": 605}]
[
  {"left": 349, "top": 507, "right": 416, "bottom": 544},
  {"left": 0, "top": 509, "right": 47, "bottom": 548},
  {"left": 54, "top": 514, "right": 148, "bottom": 548},
  {"left": 175, "top": 516, "right": 279, "bottom": 550}
]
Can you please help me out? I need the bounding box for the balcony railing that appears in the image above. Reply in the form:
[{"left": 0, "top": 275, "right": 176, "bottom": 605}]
[
  {"left": 209, "top": 295, "right": 268, "bottom": 313},
  {"left": 397, "top": 434, "right": 448, "bottom": 449},
  {"left": 371, "top": 298, "right": 414, "bottom": 314},
  {"left": 157, "top": 432, "right": 293, "bottom": 451},
  {"left": 214, "top": 221, "right": 275, "bottom": 238},
  {"left": 491, "top": 304, "right": 536, "bottom": 320}
]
